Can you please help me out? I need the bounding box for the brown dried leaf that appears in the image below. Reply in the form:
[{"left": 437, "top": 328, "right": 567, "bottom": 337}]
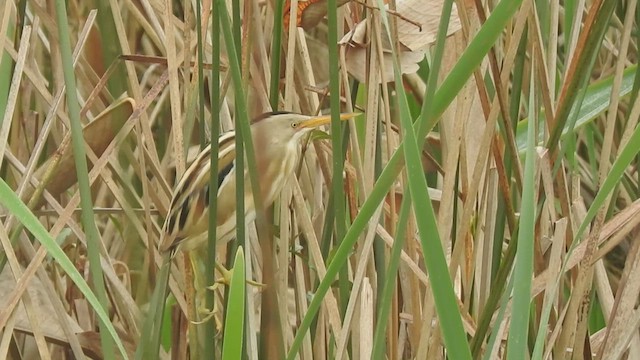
[
  {"left": 2, "top": 268, "right": 134, "bottom": 359},
  {"left": 284, "top": 0, "right": 351, "bottom": 30},
  {"left": 26, "top": 98, "right": 135, "bottom": 207},
  {"left": 1, "top": 267, "right": 83, "bottom": 339},
  {"left": 340, "top": 0, "right": 461, "bottom": 83},
  {"left": 75, "top": 331, "right": 136, "bottom": 360},
  {"left": 393, "top": 0, "right": 461, "bottom": 51}
]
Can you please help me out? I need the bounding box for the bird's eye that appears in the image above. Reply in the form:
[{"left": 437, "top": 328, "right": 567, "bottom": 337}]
[{"left": 291, "top": 122, "right": 299, "bottom": 128}]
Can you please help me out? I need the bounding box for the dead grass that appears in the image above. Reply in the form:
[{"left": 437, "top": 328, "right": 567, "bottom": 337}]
[{"left": 1, "top": 0, "right": 640, "bottom": 359}]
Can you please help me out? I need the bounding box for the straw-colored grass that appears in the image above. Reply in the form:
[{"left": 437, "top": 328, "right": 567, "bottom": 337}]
[{"left": 1, "top": 0, "right": 639, "bottom": 359}]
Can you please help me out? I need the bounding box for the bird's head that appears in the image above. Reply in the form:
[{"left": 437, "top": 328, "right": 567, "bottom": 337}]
[{"left": 252, "top": 111, "right": 360, "bottom": 145}]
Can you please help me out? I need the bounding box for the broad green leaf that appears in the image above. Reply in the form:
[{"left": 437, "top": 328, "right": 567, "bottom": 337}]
[
  {"left": 516, "top": 65, "right": 637, "bottom": 152},
  {"left": 221, "top": 248, "right": 246, "bottom": 360}
]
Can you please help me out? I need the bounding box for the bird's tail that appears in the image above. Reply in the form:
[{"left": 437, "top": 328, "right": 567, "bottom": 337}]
[{"left": 135, "top": 251, "right": 172, "bottom": 359}]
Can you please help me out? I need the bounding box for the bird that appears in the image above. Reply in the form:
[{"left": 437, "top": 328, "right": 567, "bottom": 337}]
[
  {"left": 140, "top": 111, "right": 359, "bottom": 357},
  {"left": 159, "top": 111, "right": 359, "bottom": 274}
]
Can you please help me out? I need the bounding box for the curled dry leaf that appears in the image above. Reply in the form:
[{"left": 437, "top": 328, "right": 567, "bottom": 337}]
[
  {"left": 3, "top": 268, "right": 136, "bottom": 359},
  {"left": 283, "top": 0, "right": 351, "bottom": 30},
  {"left": 340, "top": 0, "right": 461, "bottom": 83},
  {"left": 75, "top": 331, "right": 136, "bottom": 360},
  {"left": 23, "top": 98, "right": 135, "bottom": 208},
  {"left": 0, "top": 267, "right": 84, "bottom": 343}
]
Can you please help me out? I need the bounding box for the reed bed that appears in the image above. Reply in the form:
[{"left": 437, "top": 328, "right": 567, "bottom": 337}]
[{"left": 1, "top": 0, "right": 639, "bottom": 359}]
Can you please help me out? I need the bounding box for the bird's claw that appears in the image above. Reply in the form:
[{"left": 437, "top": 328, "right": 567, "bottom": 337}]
[
  {"left": 192, "top": 303, "right": 223, "bottom": 332},
  {"left": 210, "top": 263, "right": 266, "bottom": 289}
]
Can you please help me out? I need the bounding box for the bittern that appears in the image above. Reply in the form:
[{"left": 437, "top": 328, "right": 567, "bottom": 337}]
[
  {"left": 159, "top": 111, "right": 359, "bottom": 276},
  {"left": 141, "top": 111, "right": 359, "bottom": 356}
]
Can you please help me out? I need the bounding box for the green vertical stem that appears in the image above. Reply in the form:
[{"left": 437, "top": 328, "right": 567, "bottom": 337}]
[
  {"left": 286, "top": 0, "right": 526, "bottom": 357},
  {"left": 232, "top": 0, "right": 241, "bottom": 54},
  {"left": 327, "top": 0, "right": 349, "bottom": 314},
  {"left": 203, "top": 0, "right": 221, "bottom": 355},
  {"left": 54, "top": 1, "right": 113, "bottom": 359},
  {"left": 546, "top": 0, "right": 617, "bottom": 154},
  {"left": 373, "top": 116, "right": 385, "bottom": 306},
  {"left": 389, "top": 0, "right": 470, "bottom": 357},
  {"left": 197, "top": 0, "right": 206, "bottom": 148},
  {"left": 219, "top": 1, "right": 274, "bottom": 357},
  {"left": 94, "top": 0, "right": 126, "bottom": 96},
  {"left": 563, "top": 0, "right": 576, "bottom": 56},
  {"left": 397, "top": 72, "right": 472, "bottom": 360},
  {"left": 229, "top": 0, "right": 245, "bottom": 258},
  {"left": 0, "top": 7, "right": 15, "bottom": 142},
  {"left": 232, "top": 111, "right": 245, "bottom": 253},
  {"left": 372, "top": 191, "right": 412, "bottom": 359},
  {"left": 231, "top": 2, "right": 249, "bottom": 359},
  {"left": 506, "top": 60, "right": 537, "bottom": 360},
  {"left": 269, "top": 0, "right": 285, "bottom": 109}
]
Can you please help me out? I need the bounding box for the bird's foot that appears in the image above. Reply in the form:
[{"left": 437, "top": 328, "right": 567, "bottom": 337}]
[
  {"left": 208, "top": 263, "right": 266, "bottom": 289},
  {"left": 192, "top": 291, "right": 223, "bottom": 332},
  {"left": 192, "top": 307, "right": 223, "bottom": 333}
]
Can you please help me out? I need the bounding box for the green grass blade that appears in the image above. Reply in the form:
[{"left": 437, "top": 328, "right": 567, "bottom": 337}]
[
  {"left": 54, "top": 1, "right": 113, "bottom": 358},
  {"left": 94, "top": 0, "right": 126, "bottom": 97},
  {"left": 221, "top": 248, "right": 246, "bottom": 360},
  {"left": 482, "top": 275, "right": 515, "bottom": 360},
  {"left": 219, "top": 3, "right": 264, "bottom": 357},
  {"left": 380, "top": 0, "right": 471, "bottom": 356},
  {"left": 327, "top": 0, "right": 349, "bottom": 316},
  {"left": 0, "top": 4, "right": 14, "bottom": 128},
  {"left": 515, "top": 65, "right": 637, "bottom": 152},
  {"left": 286, "top": 1, "right": 526, "bottom": 357},
  {"left": 545, "top": 0, "right": 617, "bottom": 153},
  {"left": 398, "top": 67, "right": 473, "bottom": 360},
  {"left": 269, "top": 0, "right": 285, "bottom": 109},
  {"left": 429, "top": 0, "right": 525, "bottom": 128},
  {"left": 385, "top": 9, "right": 471, "bottom": 360},
  {"left": 506, "top": 63, "right": 537, "bottom": 360},
  {"left": 371, "top": 192, "right": 412, "bottom": 359},
  {"left": 204, "top": 0, "right": 221, "bottom": 355},
  {"left": 574, "top": 119, "right": 640, "bottom": 242},
  {"left": 0, "top": 179, "right": 128, "bottom": 359},
  {"left": 135, "top": 254, "right": 171, "bottom": 359}
]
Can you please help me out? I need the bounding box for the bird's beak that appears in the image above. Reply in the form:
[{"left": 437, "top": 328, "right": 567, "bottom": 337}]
[{"left": 299, "top": 113, "right": 360, "bottom": 128}]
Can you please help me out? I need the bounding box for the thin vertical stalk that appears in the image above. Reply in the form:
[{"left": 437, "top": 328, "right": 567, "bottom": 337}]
[
  {"left": 203, "top": 0, "right": 220, "bottom": 355},
  {"left": 221, "top": 249, "right": 246, "bottom": 360},
  {"left": 546, "top": 0, "right": 617, "bottom": 154},
  {"left": 219, "top": 1, "right": 270, "bottom": 356},
  {"left": 327, "top": 0, "right": 350, "bottom": 313},
  {"left": 286, "top": 0, "right": 525, "bottom": 357},
  {"left": 232, "top": 0, "right": 241, "bottom": 53},
  {"left": 384, "top": 0, "right": 471, "bottom": 354},
  {"left": 232, "top": 98, "right": 245, "bottom": 253},
  {"left": 269, "top": 0, "right": 285, "bottom": 109},
  {"left": 197, "top": 0, "right": 206, "bottom": 148},
  {"left": 230, "top": 2, "right": 248, "bottom": 359},
  {"left": 94, "top": 0, "right": 126, "bottom": 97},
  {"left": 53, "top": 1, "right": 113, "bottom": 359},
  {"left": 228, "top": 0, "right": 244, "bottom": 261},
  {"left": 506, "top": 58, "right": 537, "bottom": 360},
  {"left": 372, "top": 192, "right": 412, "bottom": 359},
  {"left": 0, "top": 4, "right": 13, "bottom": 129}
]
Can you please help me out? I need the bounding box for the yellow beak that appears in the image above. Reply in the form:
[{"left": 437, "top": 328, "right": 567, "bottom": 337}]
[{"left": 299, "top": 113, "right": 360, "bottom": 129}]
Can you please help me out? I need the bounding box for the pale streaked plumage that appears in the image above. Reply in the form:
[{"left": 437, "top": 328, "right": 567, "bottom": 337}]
[{"left": 159, "top": 111, "right": 359, "bottom": 253}]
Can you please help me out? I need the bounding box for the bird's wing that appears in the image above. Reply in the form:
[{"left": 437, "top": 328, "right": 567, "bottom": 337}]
[{"left": 160, "top": 132, "right": 237, "bottom": 252}]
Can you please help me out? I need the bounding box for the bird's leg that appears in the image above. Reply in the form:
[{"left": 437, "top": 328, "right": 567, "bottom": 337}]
[
  {"left": 192, "top": 288, "right": 223, "bottom": 333},
  {"left": 193, "top": 262, "right": 264, "bottom": 331},
  {"left": 189, "top": 254, "right": 223, "bottom": 332},
  {"left": 207, "top": 261, "right": 266, "bottom": 288}
]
